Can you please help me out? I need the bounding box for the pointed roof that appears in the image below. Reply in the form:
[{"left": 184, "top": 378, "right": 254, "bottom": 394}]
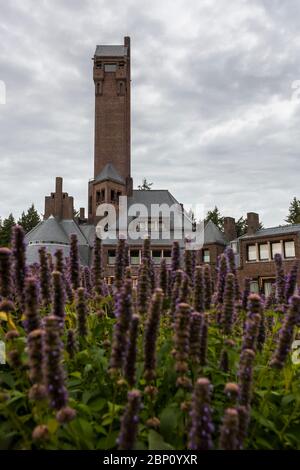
[
  {"left": 204, "top": 220, "right": 226, "bottom": 245},
  {"left": 94, "top": 163, "right": 125, "bottom": 185},
  {"left": 26, "top": 215, "right": 69, "bottom": 244}
]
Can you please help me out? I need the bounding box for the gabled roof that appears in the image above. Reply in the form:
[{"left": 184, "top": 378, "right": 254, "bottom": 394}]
[
  {"left": 237, "top": 224, "right": 300, "bottom": 240},
  {"left": 95, "top": 163, "right": 125, "bottom": 185},
  {"left": 95, "top": 45, "right": 127, "bottom": 57},
  {"left": 26, "top": 216, "right": 69, "bottom": 244},
  {"left": 128, "top": 189, "right": 181, "bottom": 209},
  {"left": 203, "top": 220, "right": 226, "bottom": 245}
]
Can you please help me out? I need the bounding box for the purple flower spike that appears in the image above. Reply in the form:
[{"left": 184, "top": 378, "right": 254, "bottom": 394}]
[
  {"left": 117, "top": 390, "right": 142, "bottom": 450},
  {"left": 188, "top": 378, "right": 214, "bottom": 450}
]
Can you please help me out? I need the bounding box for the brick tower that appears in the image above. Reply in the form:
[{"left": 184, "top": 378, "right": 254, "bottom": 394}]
[{"left": 88, "top": 36, "right": 133, "bottom": 223}]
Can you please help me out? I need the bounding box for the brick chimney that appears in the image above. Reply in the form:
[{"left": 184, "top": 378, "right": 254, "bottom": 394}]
[
  {"left": 223, "top": 217, "right": 237, "bottom": 242},
  {"left": 44, "top": 177, "right": 74, "bottom": 220},
  {"left": 247, "top": 212, "right": 260, "bottom": 235},
  {"left": 79, "top": 207, "right": 85, "bottom": 220}
]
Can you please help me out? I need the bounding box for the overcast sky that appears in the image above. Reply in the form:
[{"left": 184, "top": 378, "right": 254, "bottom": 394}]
[{"left": 1, "top": 0, "right": 300, "bottom": 226}]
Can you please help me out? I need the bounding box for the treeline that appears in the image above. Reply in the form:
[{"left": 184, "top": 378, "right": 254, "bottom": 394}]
[{"left": 0, "top": 204, "right": 40, "bottom": 246}]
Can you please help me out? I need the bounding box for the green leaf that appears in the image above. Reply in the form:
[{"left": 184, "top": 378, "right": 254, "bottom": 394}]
[
  {"left": 148, "top": 430, "right": 174, "bottom": 450},
  {"left": 159, "top": 405, "right": 179, "bottom": 438}
]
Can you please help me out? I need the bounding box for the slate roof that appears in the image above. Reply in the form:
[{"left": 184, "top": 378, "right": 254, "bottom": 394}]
[
  {"left": 95, "top": 45, "right": 127, "bottom": 57},
  {"left": 26, "top": 216, "right": 69, "bottom": 244},
  {"left": 237, "top": 224, "right": 300, "bottom": 240},
  {"left": 94, "top": 163, "right": 125, "bottom": 185},
  {"left": 203, "top": 220, "right": 227, "bottom": 245}
]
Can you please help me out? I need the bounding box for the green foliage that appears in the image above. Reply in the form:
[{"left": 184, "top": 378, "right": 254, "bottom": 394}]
[
  {"left": 0, "top": 213, "right": 15, "bottom": 246},
  {"left": 205, "top": 206, "right": 224, "bottom": 230},
  {"left": 285, "top": 197, "right": 300, "bottom": 224},
  {"left": 18, "top": 204, "right": 41, "bottom": 234}
]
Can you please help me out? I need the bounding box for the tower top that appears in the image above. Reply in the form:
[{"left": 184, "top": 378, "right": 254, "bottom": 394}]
[{"left": 94, "top": 36, "right": 130, "bottom": 58}]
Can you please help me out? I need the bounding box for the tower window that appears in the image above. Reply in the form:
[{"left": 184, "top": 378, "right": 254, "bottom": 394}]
[
  {"left": 101, "top": 189, "right": 105, "bottom": 201},
  {"left": 111, "top": 189, "right": 116, "bottom": 202},
  {"left": 105, "top": 64, "right": 117, "bottom": 72},
  {"left": 118, "top": 81, "right": 125, "bottom": 96}
]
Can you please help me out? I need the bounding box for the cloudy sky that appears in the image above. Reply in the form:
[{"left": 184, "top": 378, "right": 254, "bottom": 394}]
[{"left": 1, "top": 0, "right": 300, "bottom": 226}]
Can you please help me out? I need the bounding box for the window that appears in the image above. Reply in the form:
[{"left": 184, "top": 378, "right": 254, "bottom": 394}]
[
  {"left": 259, "top": 243, "right": 269, "bottom": 260},
  {"left": 96, "top": 191, "right": 101, "bottom": 203},
  {"left": 152, "top": 250, "right": 162, "bottom": 265},
  {"left": 111, "top": 189, "right": 115, "bottom": 202},
  {"left": 250, "top": 280, "right": 259, "bottom": 294},
  {"left": 105, "top": 64, "right": 117, "bottom": 72},
  {"left": 271, "top": 242, "right": 282, "bottom": 259},
  {"left": 203, "top": 249, "right": 210, "bottom": 263},
  {"left": 130, "top": 250, "right": 140, "bottom": 265},
  {"left": 262, "top": 279, "right": 275, "bottom": 297},
  {"left": 163, "top": 249, "right": 172, "bottom": 265},
  {"left": 108, "top": 250, "right": 116, "bottom": 265},
  {"left": 247, "top": 245, "right": 256, "bottom": 261},
  {"left": 284, "top": 241, "right": 295, "bottom": 258}
]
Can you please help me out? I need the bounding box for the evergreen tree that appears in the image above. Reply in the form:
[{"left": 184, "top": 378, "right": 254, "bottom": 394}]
[
  {"left": 205, "top": 206, "right": 224, "bottom": 230},
  {"left": 285, "top": 197, "right": 300, "bottom": 224},
  {"left": 18, "top": 204, "right": 41, "bottom": 233},
  {"left": 0, "top": 213, "right": 15, "bottom": 246}
]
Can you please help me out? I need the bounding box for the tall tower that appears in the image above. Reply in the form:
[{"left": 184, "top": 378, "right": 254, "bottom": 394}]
[{"left": 88, "top": 37, "right": 132, "bottom": 223}]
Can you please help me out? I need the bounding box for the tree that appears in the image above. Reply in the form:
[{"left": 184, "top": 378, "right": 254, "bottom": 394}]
[
  {"left": 285, "top": 197, "right": 300, "bottom": 224},
  {"left": 18, "top": 204, "right": 41, "bottom": 233},
  {"left": 0, "top": 213, "right": 15, "bottom": 247},
  {"left": 236, "top": 216, "right": 247, "bottom": 237},
  {"left": 205, "top": 206, "right": 224, "bottom": 230},
  {"left": 138, "top": 178, "right": 153, "bottom": 190}
]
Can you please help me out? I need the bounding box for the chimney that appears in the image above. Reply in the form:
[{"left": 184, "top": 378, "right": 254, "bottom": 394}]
[
  {"left": 247, "top": 212, "right": 259, "bottom": 235},
  {"left": 55, "top": 176, "right": 63, "bottom": 195},
  {"left": 80, "top": 207, "right": 85, "bottom": 220},
  {"left": 223, "top": 217, "right": 237, "bottom": 242}
]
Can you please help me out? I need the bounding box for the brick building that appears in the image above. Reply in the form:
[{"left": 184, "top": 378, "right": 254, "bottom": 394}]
[{"left": 25, "top": 37, "right": 299, "bottom": 290}]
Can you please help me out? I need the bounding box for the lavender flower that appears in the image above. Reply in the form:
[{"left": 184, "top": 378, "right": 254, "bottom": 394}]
[
  {"left": 242, "top": 278, "right": 251, "bottom": 311},
  {"left": 285, "top": 261, "right": 298, "bottom": 304},
  {"left": 236, "top": 405, "right": 250, "bottom": 450},
  {"left": 189, "top": 311, "right": 203, "bottom": 362},
  {"left": 159, "top": 258, "right": 168, "bottom": 297},
  {"left": 274, "top": 253, "right": 285, "bottom": 306},
  {"left": 44, "top": 315, "right": 68, "bottom": 410},
  {"left": 115, "top": 238, "right": 126, "bottom": 290},
  {"left": 203, "top": 264, "right": 212, "bottom": 310},
  {"left": 238, "top": 348, "right": 255, "bottom": 408},
  {"left": 188, "top": 378, "right": 214, "bottom": 450},
  {"left": 69, "top": 234, "right": 80, "bottom": 291},
  {"left": 137, "top": 259, "right": 151, "bottom": 315},
  {"left": 215, "top": 254, "right": 227, "bottom": 306},
  {"left": 173, "top": 302, "right": 191, "bottom": 387},
  {"left": 144, "top": 288, "right": 163, "bottom": 381},
  {"left": 54, "top": 249, "right": 65, "bottom": 274},
  {"left": 0, "top": 247, "right": 12, "bottom": 299},
  {"left": 184, "top": 247, "right": 194, "bottom": 282},
  {"left": 224, "top": 382, "right": 239, "bottom": 405},
  {"left": 219, "top": 408, "right": 239, "bottom": 450},
  {"left": 52, "top": 271, "right": 65, "bottom": 327},
  {"left": 199, "top": 313, "right": 209, "bottom": 367},
  {"left": 110, "top": 279, "right": 133, "bottom": 372},
  {"left": 225, "top": 246, "right": 240, "bottom": 302},
  {"left": 92, "top": 235, "right": 103, "bottom": 295},
  {"left": 39, "top": 247, "right": 52, "bottom": 307},
  {"left": 178, "top": 272, "right": 191, "bottom": 304},
  {"left": 47, "top": 252, "right": 54, "bottom": 272},
  {"left": 171, "top": 269, "right": 183, "bottom": 313},
  {"left": 222, "top": 273, "right": 235, "bottom": 335},
  {"left": 270, "top": 295, "right": 300, "bottom": 368},
  {"left": 66, "top": 329, "right": 77, "bottom": 358},
  {"left": 124, "top": 314, "right": 139, "bottom": 387},
  {"left": 83, "top": 266, "right": 92, "bottom": 295},
  {"left": 11, "top": 225, "right": 26, "bottom": 308},
  {"left": 76, "top": 287, "right": 88, "bottom": 337},
  {"left": 24, "top": 277, "right": 40, "bottom": 334},
  {"left": 171, "top": 241, "right": 181, "bottom": 284},
  {"left": 194, "top": 266, "right": 204, "bottom": 313},
  {"left": 27, "top": 329, "right": 47, "bottom": 400},
  {"left": 242, "top": 313, "right": 260, "bottom": 352},
  {"left": 117, "top": 389, "right": 141, "bottom": 450}
]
